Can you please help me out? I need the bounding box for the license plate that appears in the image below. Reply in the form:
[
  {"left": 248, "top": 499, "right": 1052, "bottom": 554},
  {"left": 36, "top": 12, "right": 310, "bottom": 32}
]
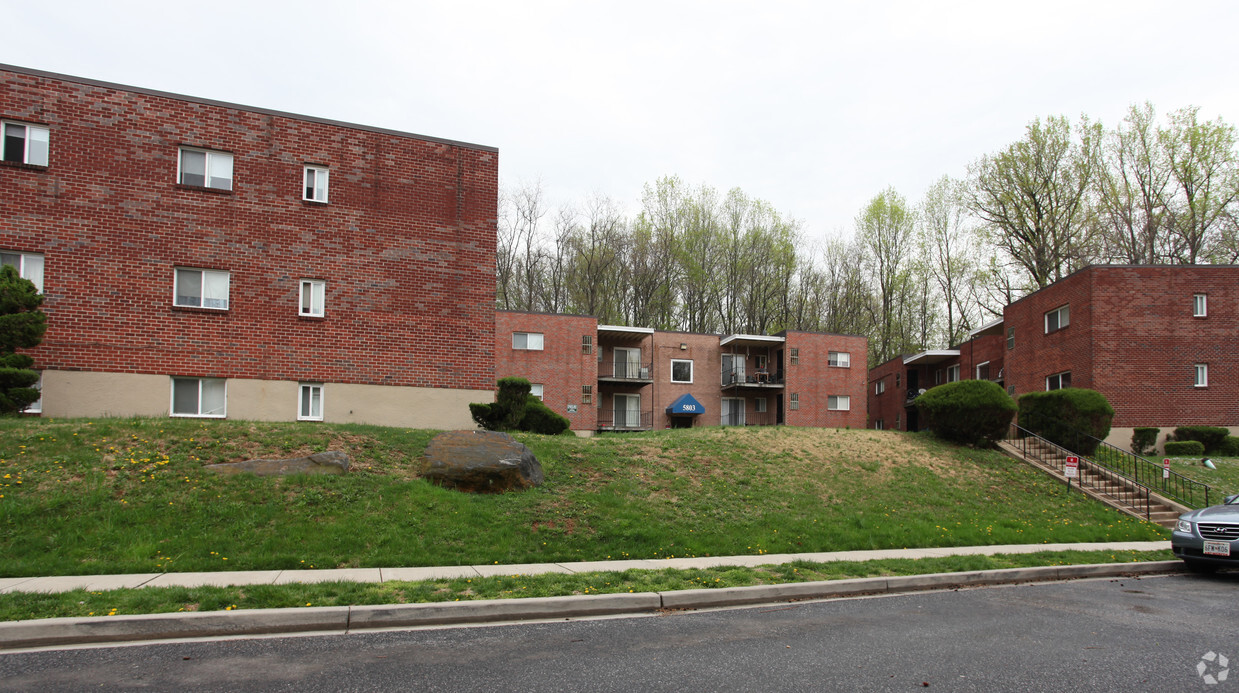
[{"left": 1204, "top": 541, "right": 1231, "bottom": 556}]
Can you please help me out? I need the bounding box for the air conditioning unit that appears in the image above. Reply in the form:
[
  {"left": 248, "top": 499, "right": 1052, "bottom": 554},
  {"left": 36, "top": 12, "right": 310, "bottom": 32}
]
[{"left": 640, "top": 367, "right": 650, "bottom": 379}]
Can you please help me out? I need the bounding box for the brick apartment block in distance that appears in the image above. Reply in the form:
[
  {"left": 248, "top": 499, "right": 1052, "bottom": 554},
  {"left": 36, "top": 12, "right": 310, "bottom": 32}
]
[
  {"left": 2, "top": 64, "right": 497, "bottom": 427},
  {"left": 497, "top": 311, "right": 868, "bottom": 434},
  {"left": 869, "top": 265, "right": 1239, "bottom": 452}
]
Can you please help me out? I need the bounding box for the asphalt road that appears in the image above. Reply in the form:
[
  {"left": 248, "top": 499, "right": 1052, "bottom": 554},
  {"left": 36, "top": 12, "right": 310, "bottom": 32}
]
[{"left": 1, "top": 573, "right": 1235, "bottom": 692}]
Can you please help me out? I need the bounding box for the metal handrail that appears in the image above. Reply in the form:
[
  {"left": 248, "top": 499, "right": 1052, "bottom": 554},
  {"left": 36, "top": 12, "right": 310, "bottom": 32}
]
[
  {"left": 1005, "top": 423, "right": 1153, "bottom": 521},
  {"left": 1016, "top": 419, "right": 1210, "bottom": 508}
]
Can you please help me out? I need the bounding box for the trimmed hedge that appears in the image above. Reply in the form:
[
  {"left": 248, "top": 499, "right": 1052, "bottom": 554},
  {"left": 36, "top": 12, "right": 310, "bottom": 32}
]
[
  {"left": 915, "top": 379, "right": 1016, "bottom": 447},
  {"left": 1172, "top": 426, "right": 1230, "bottom": 454},
  {"left": 1017, "top": 388, "right": 1114, "bottom": 455},
  {"left": 1131, "top": 427, "right": 1159, "bottom": 456},
  {"left": 1220, "top": 436, "right": 1239, "bottom": 457},
  {"left": 470, "top": 377, "right": 571, "bottom": 435},
  {"left": 1164, "top": 440, "right": 1205, "bottom": 457}
]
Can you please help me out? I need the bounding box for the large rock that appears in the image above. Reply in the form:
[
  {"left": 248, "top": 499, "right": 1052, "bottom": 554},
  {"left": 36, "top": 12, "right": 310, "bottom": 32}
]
[
  {"left": 204, "top": 450, "right": 350, "bottom": 477},
  {"left": 423, "top": 430, "right": 543, "bottom": 493}
]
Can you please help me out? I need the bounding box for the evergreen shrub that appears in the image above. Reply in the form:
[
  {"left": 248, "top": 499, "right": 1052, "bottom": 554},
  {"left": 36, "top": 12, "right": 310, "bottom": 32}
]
[
  {"left": 1017, "top": 388, "right": 1114, "bottom": 455},
  {"left": 915, "top": 379, "right": 1016, "bottom": 447},
  {"left": 470, "top": 377, "right": 570, "bottom": 435},
  {"left": 1131, "top": 427, "right": 1159, "bottom": 456},
  {"left": 1164, "top": 440, "right": 1205, "bottom": 457},
  {"left": 1172, "top": 426, "right": 1230, "bottom": 454}
]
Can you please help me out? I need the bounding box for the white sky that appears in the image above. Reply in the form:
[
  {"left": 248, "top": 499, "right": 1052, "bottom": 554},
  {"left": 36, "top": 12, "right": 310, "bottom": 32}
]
[{"left": 7, "top": 1, "right": 1239, "bottom": 245}]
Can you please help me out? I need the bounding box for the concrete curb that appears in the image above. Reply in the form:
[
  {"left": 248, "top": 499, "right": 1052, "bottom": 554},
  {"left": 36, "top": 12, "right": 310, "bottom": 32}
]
[{"left": 0, "top": 561, "right": 1184, "bottom": 651}]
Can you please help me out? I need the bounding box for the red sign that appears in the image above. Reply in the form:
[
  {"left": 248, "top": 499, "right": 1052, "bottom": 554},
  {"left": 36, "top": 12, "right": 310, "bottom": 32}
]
[
  {"left": 1065, "top": 456, "right": 1079, "bottom": 478},
  {"left": 1163, "top": 458, "right": 1171, "bottom": 479}
]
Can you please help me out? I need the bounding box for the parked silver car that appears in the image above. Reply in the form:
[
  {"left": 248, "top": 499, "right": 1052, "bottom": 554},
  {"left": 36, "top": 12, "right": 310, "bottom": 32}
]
[{"left": 1172, "top": 494, "right": 1239, "bottom": 572}]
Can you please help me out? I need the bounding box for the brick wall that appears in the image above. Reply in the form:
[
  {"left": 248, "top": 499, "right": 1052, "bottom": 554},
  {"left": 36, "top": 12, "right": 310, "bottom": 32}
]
[
  {"left": 494, "top": 311, "right": 598, "bottom": 430},
  {"left": 2, "top": 67, "right": 497, "bottom": 392},
  {"left": 651, "top": 331, "right": 722, "bottom": 428},
  {"left": 1004, "top": 270, "right": 1094, "bottom": 400},
  {"left": 782, "top": 332, "right": 868, "bottom": 428},
  {"left": 867, "top": 356, "right": 906, "bottom": 430}
]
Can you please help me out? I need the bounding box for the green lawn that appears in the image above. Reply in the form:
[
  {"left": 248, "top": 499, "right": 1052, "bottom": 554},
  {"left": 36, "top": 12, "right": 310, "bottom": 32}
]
[
  {"left": 0, "top": 418, "right": 1166, "bottom": 578},
  {"left": 1165, "top": 456, "right": 1239, "bottom": 501}
]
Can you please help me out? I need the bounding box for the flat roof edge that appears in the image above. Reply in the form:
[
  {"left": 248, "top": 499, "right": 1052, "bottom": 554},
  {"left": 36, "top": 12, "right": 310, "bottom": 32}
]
[{"left": 0, "top": 63, "right": 498, "bottom": 154}]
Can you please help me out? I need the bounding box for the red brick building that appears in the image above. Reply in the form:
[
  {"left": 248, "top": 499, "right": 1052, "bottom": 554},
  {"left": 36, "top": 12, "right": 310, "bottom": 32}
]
[
  {"left": 496, "top": 312, "right": 868, "bottom": 433},
  {"left": 868, "top": 265, "right": 1239, "bottom": 450},
  {"left": 3, "top": 64, "right": 497, "bottom": 427}
]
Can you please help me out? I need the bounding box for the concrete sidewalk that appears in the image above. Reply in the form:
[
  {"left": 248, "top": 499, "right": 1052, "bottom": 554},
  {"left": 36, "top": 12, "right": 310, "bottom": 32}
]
[{"left": 0, "top": 541, "right": 1170, "bottom": 594}]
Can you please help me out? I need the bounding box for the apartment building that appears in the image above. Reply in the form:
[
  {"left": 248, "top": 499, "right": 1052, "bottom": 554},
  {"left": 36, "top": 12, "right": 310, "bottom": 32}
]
[
  {"left": 496, "top": 311, "right": 868, "bottom": 433},
  {"left": 868, "top": 265, "right": 1239, "bottom": 449},
  {"left": 3, "top": 64, "right": 497, "bottom": 427}
]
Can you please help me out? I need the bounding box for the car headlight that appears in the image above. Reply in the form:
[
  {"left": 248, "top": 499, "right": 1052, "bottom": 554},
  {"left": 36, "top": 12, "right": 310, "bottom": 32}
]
[{"left": 1176, "top": 519, "right": 1193, "bottom": 533}]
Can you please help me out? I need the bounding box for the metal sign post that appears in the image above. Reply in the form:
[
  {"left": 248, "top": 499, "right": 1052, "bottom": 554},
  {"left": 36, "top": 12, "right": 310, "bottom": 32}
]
[{"left": 1065, "top": 456, "right": 1079, "bottom": 492}]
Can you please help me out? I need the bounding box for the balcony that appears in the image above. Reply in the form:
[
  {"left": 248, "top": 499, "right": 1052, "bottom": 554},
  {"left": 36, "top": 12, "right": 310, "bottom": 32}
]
[
  {"left": 721, "top": 411, "right": 778, "bottom": 427},
  {"left": 598, "top": 360, "right": 654, "bottom": 384},
  {"left": 721, "top": 368, "right": 785, "bottom": 390},
  {"left": 597, "top": 408, "right": 653, "bottom": 431}
]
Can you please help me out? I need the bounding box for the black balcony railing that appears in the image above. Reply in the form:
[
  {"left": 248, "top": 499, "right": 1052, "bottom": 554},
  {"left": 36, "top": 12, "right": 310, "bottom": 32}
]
[
  {"left": 597, "top": 408, "right": 653, "bottom": 430},
  {"left": 721, "top": 368, "right": 785, "bottom": 387},
  {"left": 721, "top": 411, "right": 777, "bottom": 426},
  {"left": 598, "top": 360, "right": 653, "bottom": 381}
]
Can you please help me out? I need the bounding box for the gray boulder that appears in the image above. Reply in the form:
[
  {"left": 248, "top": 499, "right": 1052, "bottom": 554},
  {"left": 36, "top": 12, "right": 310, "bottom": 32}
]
[
  {"left": 204, "top": 450, "right": 350, "bottom": 477},
  {"left": 423, "top": 430, "right": 543, "bottom": 493}
]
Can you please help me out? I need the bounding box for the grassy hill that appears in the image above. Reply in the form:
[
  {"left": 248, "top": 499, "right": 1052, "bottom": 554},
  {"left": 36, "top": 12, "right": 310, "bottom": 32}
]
[{"left": 0, "top": 418, "right": 1166, "bottom": 578}]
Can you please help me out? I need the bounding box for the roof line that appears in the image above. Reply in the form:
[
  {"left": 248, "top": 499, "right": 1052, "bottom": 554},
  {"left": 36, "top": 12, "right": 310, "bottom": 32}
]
[{"left": 0, "top": 63, "right": 498, "bottom": 154}]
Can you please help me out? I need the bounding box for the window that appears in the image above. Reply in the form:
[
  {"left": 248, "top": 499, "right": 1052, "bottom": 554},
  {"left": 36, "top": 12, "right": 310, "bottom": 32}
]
[
  {"left": 1194, "top": 294, "right": 1207, "bottom": 318},
  {"left": 24, "top": 373, "right": 42, "bottom": 414},
  {"left": 1046, "top": 371, "right": 1072, "bottom": 391},
  {"left": 528, "top": 383, "right": 544, "bottom": 401},
  {"left": 1008, "top": 385, "right": 1016, "bottom": 396},
  {"left": 828, "top": 351, "right": 850, "bottom": 368},
  {"left": 300, "top": 279, "right": 325, "bottom": 317},
  {"left": 512, "top": 332, "right": 544, "bottom": 350},
  {"left": 790, "top": 393, "right": 799, "bottom": 410},
  {"left": 1007, "top": 327, "right": 1015, "bottom": 350},
  {"left": 178, "top": 147, "right": 233, "bottom": 190},
  {"left": 875, "top": 380, "right": 886, "bottom": 395},
  {"left": 582, "top": 335, "right": 593, "bottom": 355},
  {"left": 975, "top": 361, "right": 990, "bottom": 381},
  {"left": 1195, "top": 364, "right": 1208, "bottom": 388},
  {"left": 789, "top": 348, "right": 799, "bottom": 365},
  {"left": 0, "top": 251, "right": 44, "bottom": 292},
  {"left": 1044, "top": 305, "right": 1070, "bottom": 334},
  {"left": 755, "top": 354, "right": 768, "bottom": 370},
  {"left": 171, "top": 377, "right": 226, "bottom": 417},
  {"left": 581, "top": 385, "right": 592, "bottom": 404},
  {"left": 828, "top": 395, "right": 850, "bottom": 411},
  {"left": 895, "top": 373, "right": 901, "bottom": 388},
  {"left": 874, "top": 420, "right": 883, "bottom": 430},
  {"left": 299, "top": 383, "right": 323, "bottom": 421},
  {"left": 2, "top": 121, "right": 49, "bottom": 166},
  {"left": 947, "top": 364, "right": 960, "bottom": 382},
  {"left": 896, "top": 413, "right": 901, "bottom": 430},
  {"left": 934, "top": 369, "right": 943, "bottom": 385},
  {"left": 721, "top": 397, "right": 745, "bottom": 426},
  {"left": 671, "top": 359, "right": 693, "bottom": 383},
  {"left": 755, "top": 397, "right": 767, "bottom": 413},
  {"left": 174, "top": 268, "right": 230, "bottom": 309},
  {"left": 303, "top": 165, "right": 329, "bottom": 202}
]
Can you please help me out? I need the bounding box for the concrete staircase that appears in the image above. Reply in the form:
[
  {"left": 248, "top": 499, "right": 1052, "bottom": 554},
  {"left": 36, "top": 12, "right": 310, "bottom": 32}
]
[{"left": 997, "top": 437, "right": 1184, "bottom": 528}]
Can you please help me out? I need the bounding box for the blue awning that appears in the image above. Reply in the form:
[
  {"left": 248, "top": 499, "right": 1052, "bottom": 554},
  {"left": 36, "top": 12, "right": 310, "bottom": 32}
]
[{"left": 666, "top": 393, "right": 705, "bottom": 415}]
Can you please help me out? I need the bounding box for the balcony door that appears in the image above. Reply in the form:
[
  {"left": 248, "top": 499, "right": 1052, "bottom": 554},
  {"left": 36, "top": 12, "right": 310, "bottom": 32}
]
[
  {"left": 721, "top": 397, "right": 745, "bottom": 426},
  {"left": 614, "top": 393, "right": 641, "bottom": 428},
  {"left": 615, "top": 347, "right": 641, "bottom": 379},
  {"left": 721, "top": 353, "right": 745, "bottom": 385}
]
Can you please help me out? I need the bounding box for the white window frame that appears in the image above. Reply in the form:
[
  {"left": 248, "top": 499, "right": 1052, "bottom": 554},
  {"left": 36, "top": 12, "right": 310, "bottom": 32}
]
[
  {"left": 304, "top": 165, "right": 329, "bottom": 203},
  {"left": 874, "top": 419, "right": 883, "bottom": 430},
  {"left": 1195, "top": 364, "right": 1208, "bottom": 388},
  {"left": 178, "top": 147, "right": 234, "bottom": 190},
  {"left": 947, "top": 364, "right": 960, "bottom": 383},
  {"left": 170, "top": 377, "right": 227, "bottom": 418},
  {"left": 614, "top": 393, "right": 642, "bottom": 428},
  {"left": 300, "top": 279, "right": 325, "bottom": 317},
  {"left": 671, "top": 358, "right": 694, "bottom": 384},
  {"left": 1044, "top": 304, "right": 1070, "bottom": 334},
  {"left": 0, "top": 251, "right": 44, "bottom": 292},
  {"left": 299, "top": 383, "right": 324, "bottom": 421},
  {"left": 755, "top": 397, "right": 767, "bottom": 413},
  {"left": 721, "top": 397, "right": 746, "bottom": 426},
  {"left": 1193, "top": 294, "right": 1207, "bottom": 318},
  {"left": 174, "top": 268, "right": 230, "bottom": 310},
  {"left": 828, "top": 395, "right": 850, "bottom": 411},
  {"left": 875, "top": 380, "right": 886, "bottom": 395},
  {"left": 530, "top": 383, "right": 544, "bottom": 401},
  {"left": 828, "top": 351, "right": 850, "bottom": 368},
  {"left": 512, "top": 332, "right": 544, "bottom": 350},
  {"left": 975, "top": 361, "right": 990, "bottom": 381},
  {"left": 1046, "top": 371, "right": 1072, "bottom": 391},
  {"left": 2, "top": 121, "right": 49, "bottom": 166},
  {"left": 23, "top": 372, "right": 42, "bottom": 414},
  {"left": 755, "top": 354, "right": 769, "bottom": 370}
]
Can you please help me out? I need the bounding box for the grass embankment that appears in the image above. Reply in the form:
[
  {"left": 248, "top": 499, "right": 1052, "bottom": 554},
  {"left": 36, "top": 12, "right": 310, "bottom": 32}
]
[
  {"left": 1, "top": 418, "right": 1166, "bottom": 579},
  {"left": 1165, "top": 457, "right": 1239, "bottom": 499}
]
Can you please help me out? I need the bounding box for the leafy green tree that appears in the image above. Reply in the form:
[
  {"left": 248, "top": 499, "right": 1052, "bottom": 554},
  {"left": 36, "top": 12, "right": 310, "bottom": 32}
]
[
  {"left": 1160, "top": 106, "right": 1239, "bottom": 263},
  {"left": 0, "top": 265, "right": 46, "bottom": 414},
  {"left": 857, "top": 187, "right": 916, "bottom": 365}
]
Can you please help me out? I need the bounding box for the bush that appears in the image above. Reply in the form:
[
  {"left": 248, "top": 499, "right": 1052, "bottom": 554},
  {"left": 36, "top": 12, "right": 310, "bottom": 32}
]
[
  {"left": 1219, "top": 436, "right": 1239, "bottom": 457},
  {"left": 1164, "top": 440, "right": 1205, "bottom": 457},
  {"left": 469, "top": 378, "right": 569, "bottom": 435},
  {"left": 915, "top": 380, "right": 1016, "bottom": 447},
  {"left": 1172, "top": 426, "right": 1230, "bottom": 454},
  {"left": 1131, "top": 427, "right": 1159, "bottom": 456},
  {"left": 1017, "top": 388, "right": 1114, "bottom": 455}
]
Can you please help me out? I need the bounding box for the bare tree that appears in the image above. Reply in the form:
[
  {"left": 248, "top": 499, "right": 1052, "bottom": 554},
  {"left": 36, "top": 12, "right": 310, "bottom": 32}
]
[{"left": 1161, "top": 106, "right": 1239, "bottom": 263}]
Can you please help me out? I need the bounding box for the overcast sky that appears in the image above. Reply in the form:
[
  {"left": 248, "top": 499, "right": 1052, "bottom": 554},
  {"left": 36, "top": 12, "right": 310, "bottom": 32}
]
[{"left": 7, "top": 1, "right": 1239, "bottom": 245}]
